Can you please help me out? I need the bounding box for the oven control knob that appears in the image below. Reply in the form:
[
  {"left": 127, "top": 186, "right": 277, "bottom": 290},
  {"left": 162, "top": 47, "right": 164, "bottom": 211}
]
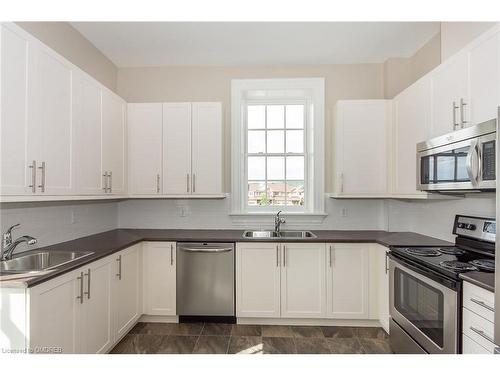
[
  {"left": 465, "top": 224, "right": 476, "bottom": 230},
  {"left": 458, "top": 223, "right": 466, "bottom": 229}
]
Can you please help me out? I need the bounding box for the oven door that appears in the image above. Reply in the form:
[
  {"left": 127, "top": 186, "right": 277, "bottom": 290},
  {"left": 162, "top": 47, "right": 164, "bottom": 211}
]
[{"left": 389, "top": 258, "right": 458, "bottom": 354}]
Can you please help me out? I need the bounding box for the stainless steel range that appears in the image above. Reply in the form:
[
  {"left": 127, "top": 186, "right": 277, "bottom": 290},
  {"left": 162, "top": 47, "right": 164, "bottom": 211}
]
[{"left": 388, "top": 215, "right": 496, "bottom": 354}]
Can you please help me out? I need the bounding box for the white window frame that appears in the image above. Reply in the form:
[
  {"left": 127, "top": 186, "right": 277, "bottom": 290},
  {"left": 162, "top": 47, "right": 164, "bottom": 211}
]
[{"left": 231, "top": 78, "right": 326, "bottom": 221}]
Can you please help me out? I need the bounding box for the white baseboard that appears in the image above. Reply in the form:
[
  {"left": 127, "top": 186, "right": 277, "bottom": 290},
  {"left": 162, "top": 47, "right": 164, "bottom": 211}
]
[
  {"left": 139, "top": 314, "right": 179, "bottom": 323},
  {"left": 237, "top": 317, "right": 382, "bottom": 327}
]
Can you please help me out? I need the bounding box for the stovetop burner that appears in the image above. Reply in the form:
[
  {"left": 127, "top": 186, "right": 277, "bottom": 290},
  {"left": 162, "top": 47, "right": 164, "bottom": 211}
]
[
  {"left": 403, "top": 248, "right": 442, "bottom": 257},
  {"left": 469, "top": 259, "right": 495, "bottom": 272},
  {"left": 437, "top": 247, "right": 466, "bottom": 255},
  {"left": 439, "top": 261, "right": 478, "bottom": 272}
]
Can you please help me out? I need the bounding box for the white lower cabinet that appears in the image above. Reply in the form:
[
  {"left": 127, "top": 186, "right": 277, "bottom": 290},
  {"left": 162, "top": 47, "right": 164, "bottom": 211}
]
[
  {"left": 143, "top": 242, "right": 176, "bottom": 316},
  {"left": 326, "top": 243, "right": 369, "bottom": 319}
]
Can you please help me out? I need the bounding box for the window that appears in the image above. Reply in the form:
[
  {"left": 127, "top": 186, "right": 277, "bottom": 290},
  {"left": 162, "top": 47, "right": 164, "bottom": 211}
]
[{"left": 231, "top": 78, "right": 325, "bottom": 217}]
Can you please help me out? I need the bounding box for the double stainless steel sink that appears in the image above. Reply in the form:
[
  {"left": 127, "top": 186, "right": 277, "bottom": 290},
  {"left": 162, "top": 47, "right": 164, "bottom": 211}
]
[
  {"left": 0, "top": 250, "right": 94, "bottom": 273},
  {"left": 242, "top": 230, "right": 317, "bottom": 239}
]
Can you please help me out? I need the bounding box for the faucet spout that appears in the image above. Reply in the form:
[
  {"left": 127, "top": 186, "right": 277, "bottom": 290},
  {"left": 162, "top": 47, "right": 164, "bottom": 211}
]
[
  {"left": 274, "top": 211, "right": 286, "bottom": 234},
  {"left": 1, "top": 235, "right": 37, "bottom": 261}
]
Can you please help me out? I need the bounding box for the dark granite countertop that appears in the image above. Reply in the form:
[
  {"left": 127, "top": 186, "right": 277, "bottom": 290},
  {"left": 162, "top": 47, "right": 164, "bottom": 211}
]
[
  {"left": 460, "top": 271, "right": 495, "bottom": 293},
  {"left": 0, "top": 228, "right": 453, "bottom": 288}
]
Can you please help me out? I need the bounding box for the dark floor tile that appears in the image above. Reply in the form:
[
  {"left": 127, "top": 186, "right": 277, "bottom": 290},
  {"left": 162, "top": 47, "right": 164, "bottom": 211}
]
[
  {"left": 170, "top": 323, "right": 204, "bottom": 336},
  {"left": 135, "top": 323, "right": 175, "bottom": 335},
  {"left": 231, "top": 325, "right": 262, "bottom": 337},
  {"left": 132, "top": 334, "right": 163, "bottom": 354},
  {"left": 359, "top": 338, "right": 392, "bottom": 354},
  {"left": 110, "top": 334, "right": 136, "bottom": 354},
  {"left": 261, "top": 325, "right": 294, "bottom": 337},
  {"left": 291, "top": 326, "right": 325, "bottom": 338},
  {"left": 128, "top": 322, "right": 146, "bottom": 335},
  {"left": 156, "top": 335, "right": 198, "bottom": 354},
  {"left": 294, "top": 338, "right": 330, "bottom": 354},
  {"left": 320, "top": 326, "right": 356, "bottom": 338},
  {"left": 201, "top": 323, "right": 233, "bottom": 336},
  {"left": 327, "top": 338, "right": 365, "bottom": 354},
  {"left": 262, "top": 337, "right": 296, "bottom": 354},
  {"left": 228, "top": 336, "right": 263, "bottom": 354},
  {"left": 193, "top": 335, "right": 230, "bottom": 354},
  {"left": 356, "top": 327, "right": 389, "bottom": 339}
]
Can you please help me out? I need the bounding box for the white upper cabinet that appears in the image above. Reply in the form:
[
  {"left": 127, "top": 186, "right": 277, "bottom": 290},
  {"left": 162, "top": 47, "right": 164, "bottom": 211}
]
[
  {"left": 162, "top": 103, "right": 192, "bottom": 194},
  {"left": 128, "top": 103, "right": 163, "bottom": 195},
  {"left": 73, "top": 72, "right": 104, "bottom": 195},
  {"left": 102, "top": 89, "right": 127, "bottom": 195},
  {"left": 191, "top": 102, "right": 223, "bottom": 194},
  {"left": 334, "top": 100, "right": 391, "bottom": 197},
  {"left": 0, "top": 24, "right": 30, "bottom": 195},
  {"left": 392, "top": 77, "right": 432, "bottom": 196}
]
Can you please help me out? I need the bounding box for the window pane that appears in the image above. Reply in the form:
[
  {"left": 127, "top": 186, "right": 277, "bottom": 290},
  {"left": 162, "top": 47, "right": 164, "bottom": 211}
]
[
  {"left": 286, "top": 105, "right": 304, "bottom": 129},
  {"left": 286, "top": 130, "right": 304, "bottom": 153},
  {"left": 267, "top": 181, "right": 286, "bottom": 206},
  {"left": 248, "top": 105, "right": 265, "bottom": 129},
  {"left": 267, "top": 130, "right": 284, "bottom": 153},
  {"left": 267, "top": 156, "right": 285, "bottom": 180},
  {"left": 267, "top": 105, "right": 284, "bottom": 128},
  {"left": 286, "top": 156, "right": 304, "bottom": 180},
  {"left": 248, "top": 156, "right": 265, "bottom": 180},
  {"left": 248, "top": 130, "right": 265, "bottom": 154},
  {"left": 247, "top": 181, "right": 267, "bottom": 206},
  {"left": 286, "top": 181, "right": 305, "bottom": 206}
]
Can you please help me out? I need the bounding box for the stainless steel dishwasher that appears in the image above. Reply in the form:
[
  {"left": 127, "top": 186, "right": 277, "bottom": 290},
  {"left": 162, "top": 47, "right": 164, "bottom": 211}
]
[{"left": 176, "top": 242, "right": 235, "bottom": 319}]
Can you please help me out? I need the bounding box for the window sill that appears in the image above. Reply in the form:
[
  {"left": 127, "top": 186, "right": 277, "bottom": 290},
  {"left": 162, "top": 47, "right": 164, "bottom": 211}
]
[{"left": 229, "top": 212, "right": 328, "bottom": 226}]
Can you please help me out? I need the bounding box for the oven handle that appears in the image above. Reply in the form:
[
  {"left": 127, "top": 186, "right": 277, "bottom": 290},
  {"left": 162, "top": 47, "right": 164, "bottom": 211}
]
[{"left": 466, "top": 138, "right": 480, "bottom": 187}]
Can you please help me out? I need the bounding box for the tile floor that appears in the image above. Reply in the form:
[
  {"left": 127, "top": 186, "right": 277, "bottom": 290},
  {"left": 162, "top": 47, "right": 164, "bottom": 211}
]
[{"left": 110, "top": 322, "right": 392, "bottom": 354}]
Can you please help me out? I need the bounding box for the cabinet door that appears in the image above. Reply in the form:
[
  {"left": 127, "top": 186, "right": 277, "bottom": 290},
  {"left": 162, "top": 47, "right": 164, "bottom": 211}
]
[
  {"left": 113, "top": 245, "right": 140, "bottom": 340},
  {"left": 326, "top": 243, "right": 369, "bottom": 319},
  {"left": 0, "top": 24, "right": 31, "bottom": 195},
  {"left": 373, "top": 244, "right": 389, "bottom": 332},
  {"left": 281, "top": 243, "right": 326, "bottom": 318},
  {"left": 143, "top": 242, "right": 176, "bottom": 316},
  {"left": 162, "top": 103, "right": 192, "bottom": 194},
  {"left": 431, "top": 53, "right": 469, "bottom": 136},
  {"left": 469, "top": 31, "right": 500, "bottom": 124},
  {"left": 29, "top": 43, "right": 75, "bottom": 195},
  {"left": 73, "top": 72, "right": 104, "bottom": 195},
  {"left": 236, "top": 242, "right": 281, "bottom": 318},
  {"left": 128, "top": 103, "right": 163, "bottom": 195},
  {"left": 392, "top": 78, "right": 432, "bottom": 196},
  {"left": 102, "top": 90, "right": 126, "bottom": 195},
  {"left": 335, "top": 100, "right": 389, "bottom": 196},
  {"left": 29, "top": 270, "right": 81, "bottom": 354},
  {"left": 191, "top": 102, "right": 222, "bottom": 194},
  {"left": 80, "top": 258, "right": 113, "bottom": 354}
]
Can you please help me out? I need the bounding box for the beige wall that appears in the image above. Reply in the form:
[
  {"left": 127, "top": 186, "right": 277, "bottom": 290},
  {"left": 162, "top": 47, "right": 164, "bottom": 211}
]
[
  {"left": 441, "top": 22, "right": 496, "bottom": 61},
  {"left": 16, "top": 22, "right": 118, "bottom": 91},
  {"left": 384, "top": 32, "right": 441, "bottom": 98},
  {"left": 117, "top": 64, "right": 384, "bottom": 191}
]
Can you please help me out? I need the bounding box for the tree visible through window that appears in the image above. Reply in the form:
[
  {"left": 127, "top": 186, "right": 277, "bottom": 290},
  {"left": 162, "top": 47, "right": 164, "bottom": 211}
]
[{"left": 246, "top": 104, "right": 305, "bottom": 207}]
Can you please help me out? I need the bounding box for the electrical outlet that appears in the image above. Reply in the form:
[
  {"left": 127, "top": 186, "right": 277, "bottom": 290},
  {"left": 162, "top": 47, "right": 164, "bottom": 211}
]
[
  {"left": 179, "top": 206, "right": 190, "bottom": 217},
  {"left": 341, "top": 208, "right": 348, "bottom": 217},
  {"left": 70, "top": 209, "right": 76, "bottom": 224}
]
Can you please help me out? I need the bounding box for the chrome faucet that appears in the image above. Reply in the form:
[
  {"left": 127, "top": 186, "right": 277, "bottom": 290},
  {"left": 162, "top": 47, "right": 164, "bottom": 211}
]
[
  {"left": 274, "top": 211, "right": 286, "bottom": 234},
  {"left": 1, "top": 224, "right": 37, "bottom": 261}
]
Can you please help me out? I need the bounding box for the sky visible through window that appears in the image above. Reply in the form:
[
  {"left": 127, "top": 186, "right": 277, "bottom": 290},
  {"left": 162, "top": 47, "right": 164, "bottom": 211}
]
[{"left": 247, "top": 104, "right": 305, "bottom": 207}]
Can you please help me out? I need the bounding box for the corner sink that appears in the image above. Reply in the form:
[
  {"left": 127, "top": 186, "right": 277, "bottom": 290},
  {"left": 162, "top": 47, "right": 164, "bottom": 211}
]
[
  {"left": 242, "top": 230, "right": 316, "bottom": 239},
  {"left": 0, "top": 250, "right": 94, "bottom": 273}
]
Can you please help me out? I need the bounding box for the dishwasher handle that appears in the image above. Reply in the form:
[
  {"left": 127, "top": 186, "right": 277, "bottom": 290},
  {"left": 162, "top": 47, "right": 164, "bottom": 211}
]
[{"left": 179, "top": 247, "right": 233, "bottom": 253}]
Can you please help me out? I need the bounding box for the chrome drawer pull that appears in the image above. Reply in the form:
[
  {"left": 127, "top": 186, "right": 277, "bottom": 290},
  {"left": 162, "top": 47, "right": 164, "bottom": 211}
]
[
  {"left": 76, "top": 272, "right": 84, "bottom": 304},
  {"left": 28, "top": 160, "right": 36, "bottom": 193},
  {"left": 470, "top": 298, "right": 494, "bottom": 312},
  {"left": 470, "top": 326, "right": 494, "bottom": 343}
]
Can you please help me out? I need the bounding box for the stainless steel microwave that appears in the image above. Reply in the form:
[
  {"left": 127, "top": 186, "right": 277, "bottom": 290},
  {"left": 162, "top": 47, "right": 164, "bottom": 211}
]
[{"left": 417, "top": 119, "right": 496, "bottom": 192}]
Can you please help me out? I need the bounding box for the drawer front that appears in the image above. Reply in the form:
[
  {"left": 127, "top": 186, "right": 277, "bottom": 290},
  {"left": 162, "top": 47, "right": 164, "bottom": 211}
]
[
  {"left": 462, "top": 334, "right": 492, "bottom": 354},
  {"left": 463, "top": 282, "right": 495, "bottom": 322},
  {"left": 462, "top": 308, "right": 495, "bottom": 352}
]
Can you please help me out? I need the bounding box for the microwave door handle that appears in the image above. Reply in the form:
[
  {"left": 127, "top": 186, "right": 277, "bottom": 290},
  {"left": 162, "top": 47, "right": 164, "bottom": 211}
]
[{"left": 466, "top": 139, "right": 480, "bottom": 187}]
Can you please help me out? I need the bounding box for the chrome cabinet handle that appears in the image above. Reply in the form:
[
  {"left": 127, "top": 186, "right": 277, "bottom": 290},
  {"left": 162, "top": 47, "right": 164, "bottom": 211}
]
[
  {"left": 340, "top": 173, "right": 344, "bottom": 193},
  {"left": 38, "top": 161, "right": 45, "bottom": 192},
  {"left": 103, "top": 171, "right": 108, "bottom": 192},
  {"left": 109, "top": 171, "right": 112, "bottom": 193},
  {"left": 180, "top": 247, "right": 232, "bottom": 253},
  {"left": 76, "top": 272, "right": 84, "bottom": 304},
  {"left": 28, "top": 160, "right": 36, "bottom": 193},
  {"left": 116, "top": 255, "right": 122, "bottom": 280},
  {"left": 470, "top": 326, "right": 494, "bottom": 343},
  {"left": 276, "top": 245, "right": 279, "bottom": 267},
  {"left": 460, "top": 98, "right": 468, "bottom": 128},
  {"left": 452, "top": 101, "right": 459, "bottom": 129},
  {"left": 283, "top": 245, "right": 286, "bottom": 267},
  {"left": 470, "top": 298, "right": 495, "bottom": 312},
  {"left": 385, "top": 252, "right": 389, "bottom": 274},
  {"left": 192, "top": 173, "right": 196, "bottom": 193},
  {"left": 156, "top": 174, "right": 160, "bottom": 193},
  {"left": 84, "top": 269, "right": 91, "bottom": 299},
  {"left": 170, "top": 244, "right": 174, "bottom": 265},
  {"left": 186, "top": 173, "right": 190, "bottom": 193},
  {"left": 329, "top": 245, "right": 332, "bottom": 267}
]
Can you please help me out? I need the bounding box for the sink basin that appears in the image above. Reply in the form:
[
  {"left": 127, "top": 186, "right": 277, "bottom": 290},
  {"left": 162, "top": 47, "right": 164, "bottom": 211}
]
[
  {"left": 242, "top": 230, "right": 317, "bottom": 239},
  {"left": 0, "top": 250, "right": 94, "bottom": 273}
]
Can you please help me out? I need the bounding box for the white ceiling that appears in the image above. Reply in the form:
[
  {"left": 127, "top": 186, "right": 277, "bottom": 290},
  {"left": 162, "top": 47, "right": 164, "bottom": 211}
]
[{"left": 71, "top": 22, "right": 441, "bottom": 67}]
